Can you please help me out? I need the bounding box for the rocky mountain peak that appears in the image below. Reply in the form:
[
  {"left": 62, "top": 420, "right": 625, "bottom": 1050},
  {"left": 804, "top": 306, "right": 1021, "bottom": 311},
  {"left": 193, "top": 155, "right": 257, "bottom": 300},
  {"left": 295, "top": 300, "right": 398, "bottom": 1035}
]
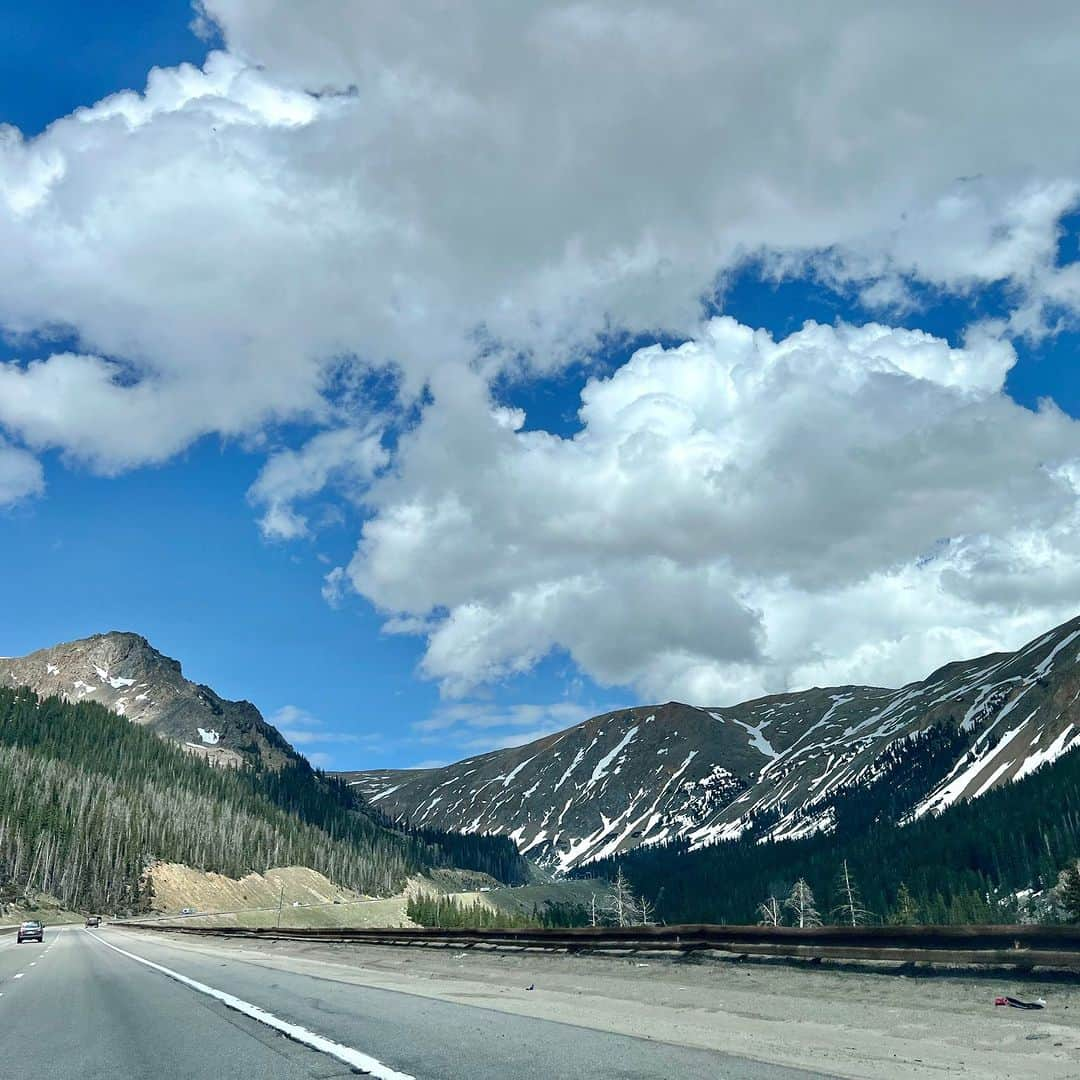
[{"left": 0, "top": 631, "right": 295, "bottom": 770}]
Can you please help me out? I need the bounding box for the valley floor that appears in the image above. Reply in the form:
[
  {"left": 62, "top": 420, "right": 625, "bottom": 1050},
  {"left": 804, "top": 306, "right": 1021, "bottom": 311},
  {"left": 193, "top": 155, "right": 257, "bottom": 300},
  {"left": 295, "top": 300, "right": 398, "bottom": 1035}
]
[{"left": 120, "top": 931, "right": 1080, "bottom": 1079}]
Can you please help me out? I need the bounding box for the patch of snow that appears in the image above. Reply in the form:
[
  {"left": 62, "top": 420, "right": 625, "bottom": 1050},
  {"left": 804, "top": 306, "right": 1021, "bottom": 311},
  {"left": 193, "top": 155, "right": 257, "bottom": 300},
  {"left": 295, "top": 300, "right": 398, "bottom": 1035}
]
[
  {"left": 553, "top": 742, "right": 592, "bottom": 792},
  {"left": 588, "top": 726, "right": 639, "bottom": 786},
  {"left": 714, "top": 712, "right": 778, "bottom": 759},
  {"left": 915, "top": 724, "right": 1028, "bottom": 818},
  {"left": 1032, "top": 629, "right": 1080, "bottom": 680},
  {"left": 368, "top": 785, "right": 400, "bottom": 803},
  {"left": 521, "top": 829, "right": 548, "bottom": 854},
  {"left": 1013, "top": 725, "right": 1080, "bottom": 783},
  {"left": 970, "top": 758, "right": 1015, "bottom": 800},
  {"left": 500, "top": 753, "right": 540, "bottom": 789},
  {"left": 197, "top": 728, "right": 221, "bottom": 745},
  {"left": 46, "top": 663, "right": 58, "bottom": 675}
]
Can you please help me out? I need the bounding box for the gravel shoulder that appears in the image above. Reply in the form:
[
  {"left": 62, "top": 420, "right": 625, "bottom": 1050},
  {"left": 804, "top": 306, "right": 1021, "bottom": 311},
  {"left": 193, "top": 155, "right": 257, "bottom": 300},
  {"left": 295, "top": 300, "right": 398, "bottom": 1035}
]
[{"left": 116, "top": 930, "right": 1080, "bottom": 1078}]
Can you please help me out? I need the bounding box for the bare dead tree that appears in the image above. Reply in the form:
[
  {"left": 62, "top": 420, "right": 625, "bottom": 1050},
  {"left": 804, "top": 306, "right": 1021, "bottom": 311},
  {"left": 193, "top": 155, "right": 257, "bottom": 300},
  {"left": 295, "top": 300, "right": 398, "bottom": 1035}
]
[
  {"left": 604, "top": 867, "right": 636, "bottom": 928},
  {"left": 757, "top": 895, "right": 783, "bottom": 926},
  {"left": 784, "top": 877, "right": 822, "bottom": 928},
  {"left": 637, "top": 895, "right": 656, "bottom": 925},
  {"left": 832, "top": 859, "right": 874, "bottom": 927}
]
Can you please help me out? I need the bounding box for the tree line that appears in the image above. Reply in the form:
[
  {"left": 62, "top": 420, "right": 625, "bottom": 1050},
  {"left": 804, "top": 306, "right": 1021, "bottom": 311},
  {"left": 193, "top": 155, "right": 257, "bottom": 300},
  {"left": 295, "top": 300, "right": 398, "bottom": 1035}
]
[{"left": 405, "top": 891, "right": 594, "bottom": 929}]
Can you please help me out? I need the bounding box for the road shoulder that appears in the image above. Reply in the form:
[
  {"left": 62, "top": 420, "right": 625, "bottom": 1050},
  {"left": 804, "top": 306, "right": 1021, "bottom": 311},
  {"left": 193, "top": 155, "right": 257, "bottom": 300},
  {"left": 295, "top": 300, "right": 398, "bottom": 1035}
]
[{"left": 108, "top": 929, "right": 1080, "bottom": 1078}]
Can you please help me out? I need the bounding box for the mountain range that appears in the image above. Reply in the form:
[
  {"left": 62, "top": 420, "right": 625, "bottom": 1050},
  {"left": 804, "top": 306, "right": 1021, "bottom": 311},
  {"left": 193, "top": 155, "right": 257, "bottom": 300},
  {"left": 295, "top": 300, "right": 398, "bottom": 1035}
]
[
  {"left": 7, "top": 619, "right": 1080, "bottom": 891},
  {"left": 341, "top": 615, "right": 1080, "bottom": 872}
]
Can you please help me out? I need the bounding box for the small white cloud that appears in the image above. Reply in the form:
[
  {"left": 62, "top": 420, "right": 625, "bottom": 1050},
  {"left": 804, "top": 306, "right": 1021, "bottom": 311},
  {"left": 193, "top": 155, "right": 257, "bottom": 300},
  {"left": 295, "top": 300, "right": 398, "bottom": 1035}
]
[
  {"left": 321, "top": 566, "right": 349, "bottom": 608},
  {"left": 249, "top": 426, "right": 388, "bottom": 540},
  {"left": 412, "top": 701, "right": 593, "bottom": 757},
  {"left": 0, "top": 439, "right": 44, "bottom": 505},
  {"left": 269, "top": 704, "right": 369, "bottom": 748}
]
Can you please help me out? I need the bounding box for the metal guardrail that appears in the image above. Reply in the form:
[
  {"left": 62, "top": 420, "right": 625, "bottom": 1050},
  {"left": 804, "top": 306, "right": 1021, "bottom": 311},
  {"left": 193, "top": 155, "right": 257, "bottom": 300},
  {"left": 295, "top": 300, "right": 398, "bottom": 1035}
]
[{"left": 116, "top": 921, "right": 1080, "bottom": 969}]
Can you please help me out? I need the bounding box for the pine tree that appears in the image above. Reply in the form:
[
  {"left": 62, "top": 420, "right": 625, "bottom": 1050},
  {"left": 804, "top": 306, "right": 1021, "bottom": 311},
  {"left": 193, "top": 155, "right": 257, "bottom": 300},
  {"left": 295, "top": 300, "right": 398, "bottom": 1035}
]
[
  {"left": 1057, "top": 863, "right": 1080, "bottom": 922},
  {"left": 890, "top": 881, "right": 920, "bottom": 925},
  {"left": 784, "top": 878, "right": 822, "bottom": 928},
  {"left": 832, "top": 859, "right": 873, "bottom": 926}
]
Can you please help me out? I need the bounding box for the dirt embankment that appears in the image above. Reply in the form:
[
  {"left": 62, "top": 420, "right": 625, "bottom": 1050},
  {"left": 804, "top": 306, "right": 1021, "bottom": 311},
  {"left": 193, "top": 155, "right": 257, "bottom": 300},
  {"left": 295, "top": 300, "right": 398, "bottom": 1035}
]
[
  {"left": 137, "top": 863, "right": 607, "bottom": 930},
  {"left": 141, "top": 862, "right": 416, "bottom": 928}
]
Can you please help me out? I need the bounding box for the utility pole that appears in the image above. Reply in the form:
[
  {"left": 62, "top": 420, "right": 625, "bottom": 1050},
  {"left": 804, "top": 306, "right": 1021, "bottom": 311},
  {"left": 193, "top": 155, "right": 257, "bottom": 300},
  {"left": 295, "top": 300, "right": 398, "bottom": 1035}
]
[{"left": 276, "top": 881, "right": 285, "bottom": 929}]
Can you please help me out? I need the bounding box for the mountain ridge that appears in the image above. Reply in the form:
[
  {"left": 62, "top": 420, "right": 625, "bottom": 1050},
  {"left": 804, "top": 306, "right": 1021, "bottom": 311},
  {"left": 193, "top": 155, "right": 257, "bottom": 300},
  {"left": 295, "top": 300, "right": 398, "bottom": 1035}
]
[
  {"left": 340, "top": 615, "right": 1080, "bottom": 871},
  {"left": 0, "top": 631, "right": 296, "bottom": 769}
]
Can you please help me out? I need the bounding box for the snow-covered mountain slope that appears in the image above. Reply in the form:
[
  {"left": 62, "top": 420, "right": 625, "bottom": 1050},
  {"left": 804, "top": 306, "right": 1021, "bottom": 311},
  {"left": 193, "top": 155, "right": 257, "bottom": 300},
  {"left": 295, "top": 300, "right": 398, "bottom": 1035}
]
[
  {"left": 341, "top": 615, "right": 1080, "bottom": 871},
  {"left": 0, "top": 632, "right": 296, "bottom": 769}
]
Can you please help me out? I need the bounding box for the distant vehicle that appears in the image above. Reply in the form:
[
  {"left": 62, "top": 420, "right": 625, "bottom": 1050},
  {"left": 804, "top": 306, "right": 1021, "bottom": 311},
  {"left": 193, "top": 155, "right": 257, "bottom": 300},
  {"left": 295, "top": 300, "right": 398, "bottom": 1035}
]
[
  {"left": 85, "top": 916, "right": 101, "bottom": 928},
  {"left": 17, "top": 920, "right": 43, "bottom": 944},
  {"left": 179, "top": 907, "right": 194, "bottom": 915}
]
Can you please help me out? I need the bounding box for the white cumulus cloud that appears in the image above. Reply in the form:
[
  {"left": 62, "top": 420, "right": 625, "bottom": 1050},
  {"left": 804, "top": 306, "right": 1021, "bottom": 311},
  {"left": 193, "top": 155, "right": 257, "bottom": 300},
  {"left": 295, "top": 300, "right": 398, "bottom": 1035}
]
[
  {"left": 4, "top": 3, "right": 1080, "bottom": 708},
  {"left": 3, "top": 3, "right": 1080, "bottom": 476},
  {"left": 342, "top": 317, "right": 1080, "bottom": 702}
]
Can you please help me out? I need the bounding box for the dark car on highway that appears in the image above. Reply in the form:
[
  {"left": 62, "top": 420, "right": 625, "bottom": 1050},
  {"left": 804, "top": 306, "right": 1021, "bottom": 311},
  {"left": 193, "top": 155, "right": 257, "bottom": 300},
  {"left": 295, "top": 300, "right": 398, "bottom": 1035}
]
[
  {"left": 17, "top": 920, "right": 43, "bottom": 944},
  {"left": 85, "top": 916, "right": 101, "bottom": 928}
]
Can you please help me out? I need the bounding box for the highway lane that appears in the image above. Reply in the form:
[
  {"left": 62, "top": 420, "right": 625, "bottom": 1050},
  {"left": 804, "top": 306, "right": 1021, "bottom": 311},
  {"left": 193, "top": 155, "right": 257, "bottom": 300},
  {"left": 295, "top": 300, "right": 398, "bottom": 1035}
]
[
  {"left": 0, "top": 926, "right": 354, "bottom": 1078},
  {"left": 0, "top": 925, "right": 836, "bottom": 1079}
]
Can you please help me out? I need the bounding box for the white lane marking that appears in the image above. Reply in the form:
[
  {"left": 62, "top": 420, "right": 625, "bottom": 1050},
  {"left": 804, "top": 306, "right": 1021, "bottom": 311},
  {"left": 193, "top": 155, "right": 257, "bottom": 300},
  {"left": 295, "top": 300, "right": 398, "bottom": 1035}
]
[
  {"left": 12, "top": 974, "right": 23, "bottom": 979},
  {"left": 86, "top": 933, "right": 414, "bottom": 1080},
  {"left": 28, "top": 962, "right": 35, "bottom": 967}
]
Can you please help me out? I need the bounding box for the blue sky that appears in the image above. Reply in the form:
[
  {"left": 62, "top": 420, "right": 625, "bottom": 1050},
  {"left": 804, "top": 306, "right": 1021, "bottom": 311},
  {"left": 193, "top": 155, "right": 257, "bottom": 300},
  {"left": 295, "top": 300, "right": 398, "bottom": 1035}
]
[{"left": 2, "top": 4, "right": 1080, "bottom": 770}]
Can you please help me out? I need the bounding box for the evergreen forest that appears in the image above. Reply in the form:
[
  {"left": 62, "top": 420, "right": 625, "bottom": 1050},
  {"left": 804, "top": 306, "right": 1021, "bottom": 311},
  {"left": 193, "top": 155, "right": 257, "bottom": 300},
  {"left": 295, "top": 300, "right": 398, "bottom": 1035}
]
[
  {"left": 406, "top": 891, "right": 589, "bottom": 929},
  {"left": 0, "top": 687, "right": 525, "bottom": 912}
]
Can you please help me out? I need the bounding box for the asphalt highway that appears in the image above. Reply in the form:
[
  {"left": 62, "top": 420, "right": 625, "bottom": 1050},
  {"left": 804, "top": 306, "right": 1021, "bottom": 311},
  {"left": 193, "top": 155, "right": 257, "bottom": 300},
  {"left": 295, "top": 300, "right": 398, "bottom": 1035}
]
[{"left": 0, "top": 926, "right": 835, "bottom": 1079}]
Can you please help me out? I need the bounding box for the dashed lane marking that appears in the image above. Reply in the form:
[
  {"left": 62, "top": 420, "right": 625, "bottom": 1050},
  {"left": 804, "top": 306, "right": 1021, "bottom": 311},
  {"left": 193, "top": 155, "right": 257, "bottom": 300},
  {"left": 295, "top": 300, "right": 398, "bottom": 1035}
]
[{"left": 86, "top": 932, "right": 415, "bottom": 1080}]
